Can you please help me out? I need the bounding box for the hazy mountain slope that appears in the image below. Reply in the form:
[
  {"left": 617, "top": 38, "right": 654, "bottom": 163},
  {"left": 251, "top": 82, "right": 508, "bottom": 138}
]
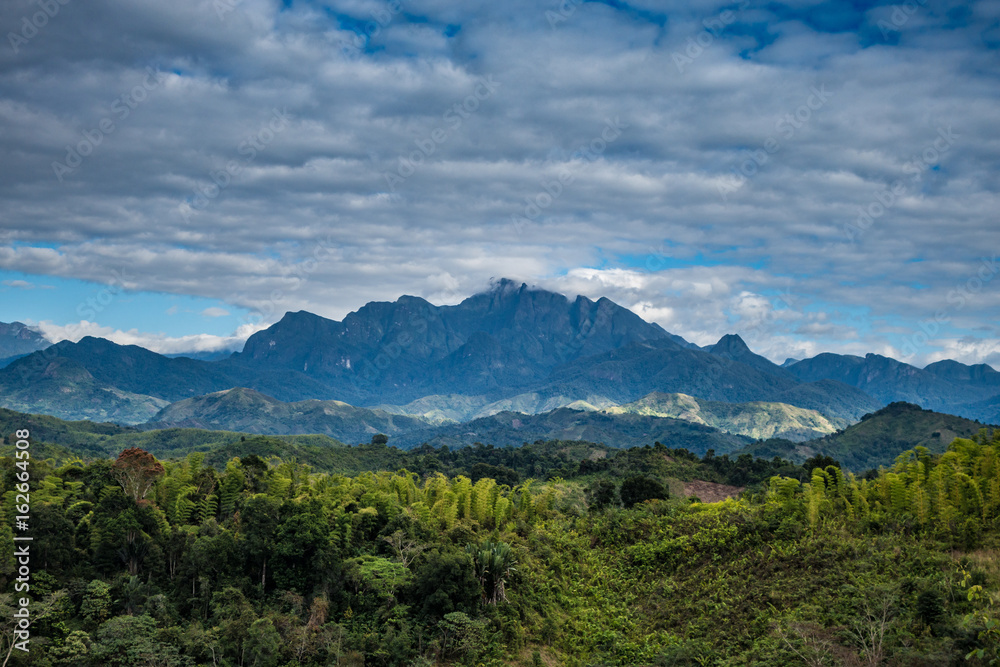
[
  {"left": 769, "top": 379, "right": 881, "bottom": 422},
  {"left": 786, "top": 352, "right": 990, "bottom": 415},
  {"left": 738, "top": 402, "right": 995, "bottom": 470},
  {"left": 0, "top": 337, "right": 333, "bottom": 404},
  {"left": 147, "top": 387, "right": 429, "bottom": 443},
  {"left": 535, "top": 339, "right": 876, "bottom": 422},
  {"left": 0, "top": 355, "right": 168, "bottom": 423},
  {"left": 0, "top": 321, "right": 49, "bottom": 358},
  {"left": 923, "top": 359, "right": 1000, "bottom": 388},
  {"left": 389, "top": 407, "right": 752, "bottom": 453},
  {"left": 377, "top": 392, "right": 617, "bottom": 423},
  {"left": 605, "top": 391, "right": 844, "bottom": 441},
  {"left": 374, "top": 394, "right": 494, "bottom": 424},
  {"left": 963, "top": 393, "right": 1000, "bottom": 425}
]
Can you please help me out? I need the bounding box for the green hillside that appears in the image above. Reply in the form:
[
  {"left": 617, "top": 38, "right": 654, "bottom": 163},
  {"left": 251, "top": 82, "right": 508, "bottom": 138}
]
[{"left": 7, "top": 427, "right": 1000, "bottom": 664}]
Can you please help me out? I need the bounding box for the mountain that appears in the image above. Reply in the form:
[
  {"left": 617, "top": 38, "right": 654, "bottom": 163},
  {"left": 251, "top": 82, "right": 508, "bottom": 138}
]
[
  {"left": 785, "top": 352, "right": 990, "bottom": 416},
  {"left": 605, "top": 391, "right": 844, "bottom": 441},
  {"left": 389, "top": 406, "right": 752, "bottom": 453},
  {"left": 0, "top": 321, "right": 49, "bottom": 360},
  {"left": 0, "top": 336, "right": 334, "bottom": 417},
  {"left": 923, "top": 359, "right": 1000, "bottom": 388},
  {"left": 147, "top": 388, "right": 756, "bottom": 450},
  {"left": 377, "top": 391, "right": 617, "bottom": 423},
  {"left": 708, "top": 334, "right": 795, "bottom": 380},
  {"left": 10, "top": 280, "right": 1000, "bottom": 429},
  {"left": 532, "top": 338, "right": 879, "bottom": 422},
  {"left": 738, "top": 402, "right": 995, "bottom": 470},
  {"left": 0, "top": 355, "right": 169, "bottom": 423},
  {"left": 0, "top": 282, "right": 883, "bottom": 424},
  {"left": 964, "top": 393, "right": 1000, "bottom": 425},
  {"left": 232, "top": 279, "right": 678, "bottom": 404},
  {"left": 147, "top": 387, "right": 430, "bottom": 444},
  {"left": 164, "top": 350, "right": 237, "bottom": 362}
]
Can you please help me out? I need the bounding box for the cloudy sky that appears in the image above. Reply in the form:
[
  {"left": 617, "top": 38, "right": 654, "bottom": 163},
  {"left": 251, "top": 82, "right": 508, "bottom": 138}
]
[{"left": 1, "top": 0, "right": 998, "bottom": 366}]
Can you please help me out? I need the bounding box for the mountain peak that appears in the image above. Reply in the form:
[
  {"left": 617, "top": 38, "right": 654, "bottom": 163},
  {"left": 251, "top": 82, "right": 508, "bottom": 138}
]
[
  {"left": 711, "top": 333, "right": 751, "bottom": 354},
  {"left": 488, "top": 277, "right": 528, "bottom": 294},
  {"left": 707, "top": 333, "right": 794, "bottom": 380}
]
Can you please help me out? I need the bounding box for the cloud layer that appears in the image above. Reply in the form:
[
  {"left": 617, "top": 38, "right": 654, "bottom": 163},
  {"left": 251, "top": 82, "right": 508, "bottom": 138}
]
[{"left": 1, "top": 0, "right": 998, "bottom": 365}]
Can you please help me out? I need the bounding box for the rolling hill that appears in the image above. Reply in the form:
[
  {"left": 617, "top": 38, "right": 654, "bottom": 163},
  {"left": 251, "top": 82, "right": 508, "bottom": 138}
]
[
  {"left": 605, "top": 391, "right": 844, "bottom": 441},
  {"left": 388, "top": 406, "right": 752, "bottom": 453},
  {"left": 146, "top": 387, "right": 431, "bottom": 444},
  {"left": 737, "top": 402, "right": 996, "bottom": 470}
]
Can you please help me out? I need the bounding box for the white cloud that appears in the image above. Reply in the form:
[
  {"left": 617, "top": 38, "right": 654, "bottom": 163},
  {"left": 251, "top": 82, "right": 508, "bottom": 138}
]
[
  {"left": 31, "top": 320, "right": 255, "bottom": 354},
  {"left": 200, "top": 307, "right": 231, "bottom": 318},
  {"left": 0, "top": 0, "right": 996, "bottom": 370}
]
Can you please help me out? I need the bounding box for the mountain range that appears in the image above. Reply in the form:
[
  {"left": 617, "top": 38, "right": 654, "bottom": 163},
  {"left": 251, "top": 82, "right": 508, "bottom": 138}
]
[{"left": 1, "top": 279, "right": 999, "bottom": 450}]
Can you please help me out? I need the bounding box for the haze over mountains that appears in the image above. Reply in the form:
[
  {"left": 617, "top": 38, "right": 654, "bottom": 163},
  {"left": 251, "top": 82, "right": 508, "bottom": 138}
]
[{"left": 1, "top": 279, "right": 998, "bottom": 451}]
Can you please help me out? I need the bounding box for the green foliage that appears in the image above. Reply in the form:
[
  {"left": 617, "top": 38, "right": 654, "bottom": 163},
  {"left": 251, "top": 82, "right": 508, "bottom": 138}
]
[
  {"left": 620, "top": 475, "right": 668, "bottom": 508},
  {"left": 8, "top": 430, "right": 1000, "bottom": 665}
]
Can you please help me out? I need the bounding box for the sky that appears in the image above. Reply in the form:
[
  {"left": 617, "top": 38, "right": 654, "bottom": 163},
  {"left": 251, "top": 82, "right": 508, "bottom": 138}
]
[{"left": 0, "top": 0, "right": 998, "bottom": 367}]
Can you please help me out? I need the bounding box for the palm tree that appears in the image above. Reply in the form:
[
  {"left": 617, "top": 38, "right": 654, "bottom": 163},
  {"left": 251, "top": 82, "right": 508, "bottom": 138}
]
[{"left": 467, "top": 540, "right": 517, "bottom": 604}]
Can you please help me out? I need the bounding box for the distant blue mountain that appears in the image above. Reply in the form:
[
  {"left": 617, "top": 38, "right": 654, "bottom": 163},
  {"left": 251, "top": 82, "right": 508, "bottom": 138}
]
[{"left": 1, "top": 280, "right": 998, "bottom": 427}]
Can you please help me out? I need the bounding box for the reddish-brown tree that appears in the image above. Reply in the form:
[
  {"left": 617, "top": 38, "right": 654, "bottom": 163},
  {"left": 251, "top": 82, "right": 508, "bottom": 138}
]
[{"left": 112, "top": 448, "right": 165, "bottom": 501}]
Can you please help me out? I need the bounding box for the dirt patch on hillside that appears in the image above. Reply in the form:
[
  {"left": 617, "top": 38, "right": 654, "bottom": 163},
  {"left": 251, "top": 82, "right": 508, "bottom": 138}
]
[{"left": 683, "top": 480, "right": 744, "bottom": 503}]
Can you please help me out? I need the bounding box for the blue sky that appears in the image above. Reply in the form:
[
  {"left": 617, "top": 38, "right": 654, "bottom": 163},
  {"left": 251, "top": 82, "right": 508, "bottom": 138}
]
[{"left": 0, "top": 0, "right": 998, "bottom": 364}]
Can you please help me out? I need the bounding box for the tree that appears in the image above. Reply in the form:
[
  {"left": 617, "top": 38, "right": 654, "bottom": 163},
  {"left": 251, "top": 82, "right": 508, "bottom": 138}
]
[
  {"left": 112, "top": 448, "right": 164, "bottom": 502},
  {"left": 89, "top": 614, "right": 189, "bottom": 667},
  {"left": 467, "top": 540, "right": 517, "bottom": 604},
  {"left": 587, "top": 479, "right": 618, "bottom": 510},
  {"left": 81, "top": 580, "right": 112, "bottom": 628},
  {"left": 239, "top": 495, "right": 280, "bottom": 590},
  {"left": 245, "top": 617, "right": 281, "bottom": 667},
  {"left": 408, "top": 548, "right": 480, "bottom": 619},
  {"left": 620, "top": 475, "right": 668, "bottom": 508},
  {"left": 803, "top": 454, "right": 840, "bottom": 473}
]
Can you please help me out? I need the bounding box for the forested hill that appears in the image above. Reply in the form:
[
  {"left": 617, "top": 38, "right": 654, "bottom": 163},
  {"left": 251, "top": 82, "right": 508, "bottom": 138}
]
[{"left": 5, "top": 429, "right": 1000, "bottom": 664}]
